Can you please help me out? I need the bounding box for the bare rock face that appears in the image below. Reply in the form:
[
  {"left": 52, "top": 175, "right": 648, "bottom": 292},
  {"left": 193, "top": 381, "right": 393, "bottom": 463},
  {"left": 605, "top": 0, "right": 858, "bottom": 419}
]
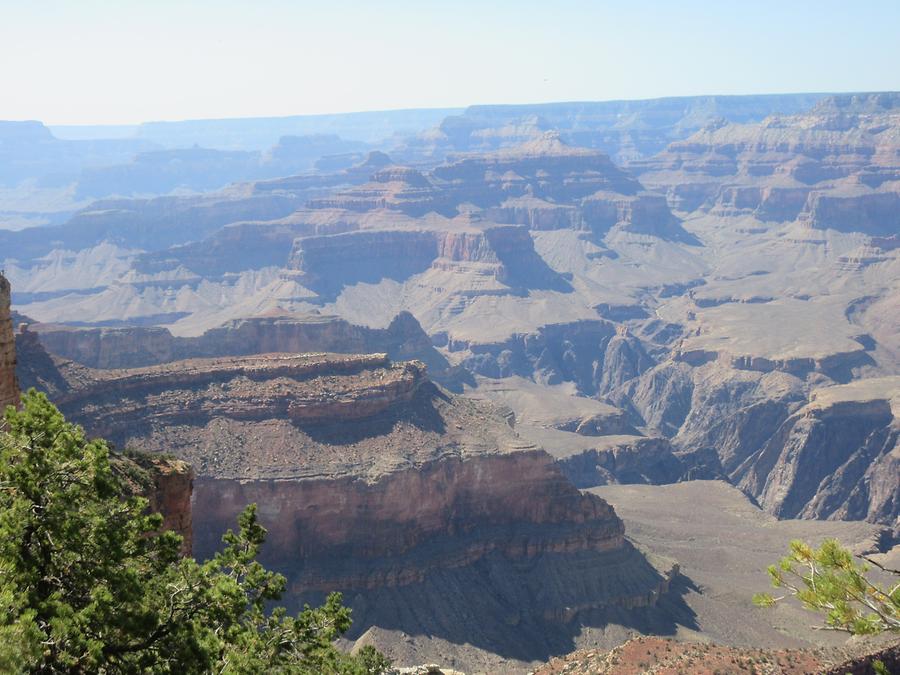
[
  {"left": 53, "top": 353, "right": 427, "bottom": 461},
  {"left": 194, "top": 450, "right": 628, "bottom": 591},
  {"left": 144, "top": 457, "right": 193, "bottom": 555},
  {"left": 15, "top": 322, "right": 71, "bottom": 396},
  {"left": 10, "top": 96, "right": 898, "bottom": 553},
  {"left": 431, "top": 133, "right": 642, "bottom": 201},
  {"left": 458, "top": 320, "right": 622, "bottom": 390},
  {"left": 111, "top": 454, "right": 194, "bottom": 556},
  {"left": 398, "top": 94, "right": 827, "bottom": 164},
  {"left": 612, "top": 360, "right": 900, "bottom": 527},
  {"left": 1, "top": 189, "right": 308, "bottom": 267},
  {"left": 632, "top": 93, "right": 900, "bottom": 231},
  {"left": 738, "top": 378, "right": 900, "bottom": 525},
  {"left": 287, "top": 219, "right": 571, "bottom": 296},
  {"left": 0, "top": 274, "right": 19, "bottom": 410},
  {"left": 28, "top": 310, "right": 447, "bottom": 373},
  {"left": 801, "top": 190, "right": 900, "bottom": 236},
  {"left": 555, "top": 436, "right": 685, "bottom": 488}
]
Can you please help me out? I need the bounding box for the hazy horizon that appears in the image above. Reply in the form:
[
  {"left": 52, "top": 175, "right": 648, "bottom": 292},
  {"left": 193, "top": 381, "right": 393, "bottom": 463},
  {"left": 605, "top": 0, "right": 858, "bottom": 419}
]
[
  {"left": 33, "top": 89, "right": 886, "bottom": 132},
  {"left": 4, "top": 0, "right": 900, "bottom": 126}
]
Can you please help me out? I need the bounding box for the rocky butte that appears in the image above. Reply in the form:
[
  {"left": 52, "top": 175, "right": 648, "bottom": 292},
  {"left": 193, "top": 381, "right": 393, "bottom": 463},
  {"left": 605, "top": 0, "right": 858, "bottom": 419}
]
[{"left": 21, "top": 341, "right": 677, "bottom": 671}]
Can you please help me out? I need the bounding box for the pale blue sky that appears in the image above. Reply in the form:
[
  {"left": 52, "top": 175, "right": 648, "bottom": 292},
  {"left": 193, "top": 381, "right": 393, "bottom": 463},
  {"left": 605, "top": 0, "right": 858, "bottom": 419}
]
[{"left": 2, "top": 0, "right": 898, "bottom": 125}]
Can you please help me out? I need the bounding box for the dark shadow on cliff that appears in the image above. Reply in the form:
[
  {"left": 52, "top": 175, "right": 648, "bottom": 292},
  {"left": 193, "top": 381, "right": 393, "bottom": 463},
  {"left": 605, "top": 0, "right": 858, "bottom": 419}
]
[
  {"left": 286, "top": 543, "right": 699, "bottom": 665},
  {"left": 298, "top": 383, "right": 449, "bottom": 445}
]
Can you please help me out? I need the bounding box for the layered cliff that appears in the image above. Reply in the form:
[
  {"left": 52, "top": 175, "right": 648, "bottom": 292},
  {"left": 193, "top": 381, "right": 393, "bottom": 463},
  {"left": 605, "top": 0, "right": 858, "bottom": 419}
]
[
  {"left": 28, "top": 309, "right": 446, "bottom": 373},
  {"left": 34, "top": 349, "right": 675, "bottom": 668},
  {"left": 111, "top": 453, "right": 194, "bottom": 556},
  {"left": 608, "top": 357, "right": 900, "bottom": 527},
  {"left": 397, "top": 93, "right": 828, "bottom": 164},
  {"left": 55, "top": 353, "right": 427, "bottom": 463},
  {"left": 11, "top": 132, "right": 691, "bottom": 338},
  {"left": 632, "top": 93, "right": 900, "bottom": 231},
  {"left": 10, "top": 96, "right": 899, "bottom": 548},
  {"left": 737, "top": 377, "right": 900, "bottom": 526},
  {"left": 287, "top": 217, "right": 571, "bottom": 297}
]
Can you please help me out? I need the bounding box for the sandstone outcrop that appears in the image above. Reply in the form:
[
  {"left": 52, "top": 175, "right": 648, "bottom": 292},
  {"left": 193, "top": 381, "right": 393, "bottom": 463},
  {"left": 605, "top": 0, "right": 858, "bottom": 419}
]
[{"left": 0, "top": 274, "right": 19, "bottom": 410}]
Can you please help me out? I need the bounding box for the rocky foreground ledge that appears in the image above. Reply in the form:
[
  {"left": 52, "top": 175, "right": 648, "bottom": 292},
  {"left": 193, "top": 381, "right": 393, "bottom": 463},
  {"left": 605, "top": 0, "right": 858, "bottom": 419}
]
[{"left": 532, "top": 636, "right": 900, "bottom": 675}]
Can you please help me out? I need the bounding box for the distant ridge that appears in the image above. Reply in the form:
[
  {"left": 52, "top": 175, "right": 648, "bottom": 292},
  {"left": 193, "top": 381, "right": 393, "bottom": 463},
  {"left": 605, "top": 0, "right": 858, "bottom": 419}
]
[{"left": 45, "top": 92, "right": 869, "bottom": 149}]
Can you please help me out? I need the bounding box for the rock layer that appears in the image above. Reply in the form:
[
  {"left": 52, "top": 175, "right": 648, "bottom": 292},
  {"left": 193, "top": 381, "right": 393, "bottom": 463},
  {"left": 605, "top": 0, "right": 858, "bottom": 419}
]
[
  {"left": 737, "top": 378, "right": 900, "bottom": 526},
  {"left": 25, "top": 346, "right": 675, "bottom": 665},
  {"left": 28, "top": 310, "right": 447, "bottom": 373},
  {"left": 193, "top": 450, "right": 627, "bottom": 591}
]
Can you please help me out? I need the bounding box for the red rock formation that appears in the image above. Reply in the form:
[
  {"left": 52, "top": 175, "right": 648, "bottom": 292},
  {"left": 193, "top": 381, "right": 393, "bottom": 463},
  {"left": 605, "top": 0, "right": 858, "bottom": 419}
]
[
  {"left": 193, "top": 450, "right": 625, "bottom": 591},
  {"left": 532, "top": 635, "right": 891, "bottom": 675},
  {"left": 146, "top": 458, "right": 193, "bottom": 555},
  {"left": 113, "top": 455, "right": 194, "bottom": 556},
  {"left": 0, "top": 274, "right": 19, "bottom": 410}
]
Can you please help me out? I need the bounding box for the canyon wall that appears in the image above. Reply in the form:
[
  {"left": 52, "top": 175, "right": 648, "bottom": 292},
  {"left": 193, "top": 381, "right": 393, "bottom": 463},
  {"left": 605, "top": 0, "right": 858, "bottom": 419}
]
[
  {"left": 29, "top": 310, "right": 447, "bottom": 373},
  {"left": 192, "top": 450, "right": 627, "bottom": 590},
  {"left": 35, "top": 349, "right": 676, "bottom": 664},
  {"left": 737, "top": 380, "right": 899, "bottom": 526}
]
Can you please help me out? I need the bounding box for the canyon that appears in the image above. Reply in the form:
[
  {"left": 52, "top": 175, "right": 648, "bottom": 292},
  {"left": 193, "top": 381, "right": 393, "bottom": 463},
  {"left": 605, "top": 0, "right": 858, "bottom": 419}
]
[
  {"left": 3, "top": 92, "right": 899, "bottom": 671},
  {"left": 15, "top": 333, "right": 678, "bottom": 670}
]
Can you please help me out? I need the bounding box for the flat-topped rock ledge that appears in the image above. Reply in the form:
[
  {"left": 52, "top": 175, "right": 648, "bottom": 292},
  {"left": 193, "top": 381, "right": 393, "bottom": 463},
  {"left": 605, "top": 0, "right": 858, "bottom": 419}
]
[{"left": 55, "top": 352, "right": 427, "bottom": 438}]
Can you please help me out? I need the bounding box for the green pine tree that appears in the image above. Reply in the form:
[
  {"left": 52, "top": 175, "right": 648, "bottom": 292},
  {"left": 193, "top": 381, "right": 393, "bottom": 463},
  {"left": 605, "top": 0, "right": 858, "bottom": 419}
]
[
  {"left": 754, "top": 538, "right": 900, "bottom": 635},
  {"left": 0, "top": 390, "right": 391, "bottom": 674}
]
